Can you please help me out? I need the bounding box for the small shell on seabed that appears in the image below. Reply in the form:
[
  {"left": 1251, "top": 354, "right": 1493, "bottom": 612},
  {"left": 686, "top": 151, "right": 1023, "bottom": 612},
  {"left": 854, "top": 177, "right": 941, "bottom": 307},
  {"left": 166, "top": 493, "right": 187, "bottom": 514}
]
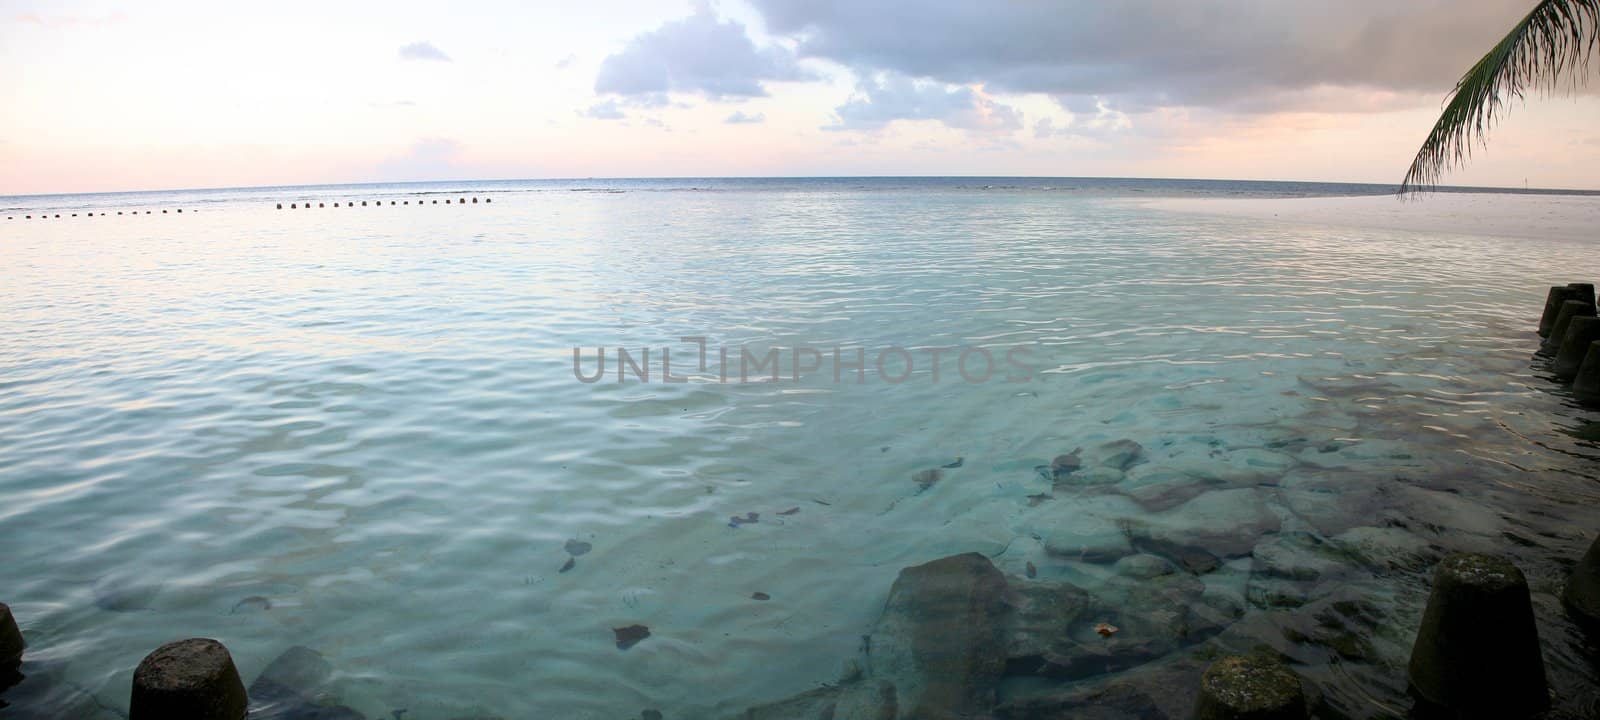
[
  {"left": 1094, "top": 622, "right": 1118, "bottom": 638},
  {"left": 751, "top": 592, "right": 771, "bottom": 601}
]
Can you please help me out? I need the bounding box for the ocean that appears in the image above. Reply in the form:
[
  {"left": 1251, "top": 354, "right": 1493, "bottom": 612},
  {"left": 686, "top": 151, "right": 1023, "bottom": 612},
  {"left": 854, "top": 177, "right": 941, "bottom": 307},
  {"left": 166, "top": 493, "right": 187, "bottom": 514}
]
[{"left": 1, "top": 177, "right": 1597, "bottom": 718}]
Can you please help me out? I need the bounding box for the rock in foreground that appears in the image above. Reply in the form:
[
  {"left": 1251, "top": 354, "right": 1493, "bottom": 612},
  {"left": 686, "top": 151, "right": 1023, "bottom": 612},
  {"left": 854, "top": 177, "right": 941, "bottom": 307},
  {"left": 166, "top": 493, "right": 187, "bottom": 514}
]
[{"left": 130, "top": 638, "right": 247, "bottom": 720}]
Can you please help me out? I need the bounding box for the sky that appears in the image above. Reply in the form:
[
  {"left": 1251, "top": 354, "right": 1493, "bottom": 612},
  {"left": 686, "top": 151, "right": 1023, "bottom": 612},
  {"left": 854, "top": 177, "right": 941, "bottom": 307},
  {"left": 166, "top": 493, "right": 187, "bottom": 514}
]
[{"left": 3, "top": 0, "right": 1600, "bottom": 194}]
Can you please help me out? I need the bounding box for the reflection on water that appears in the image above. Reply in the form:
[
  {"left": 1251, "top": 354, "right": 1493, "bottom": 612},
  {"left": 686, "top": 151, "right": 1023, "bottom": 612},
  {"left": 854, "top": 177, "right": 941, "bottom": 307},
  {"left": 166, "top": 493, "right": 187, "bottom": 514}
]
[{"left": 0, "top": 181, "right": 1597, "bottom": 718}]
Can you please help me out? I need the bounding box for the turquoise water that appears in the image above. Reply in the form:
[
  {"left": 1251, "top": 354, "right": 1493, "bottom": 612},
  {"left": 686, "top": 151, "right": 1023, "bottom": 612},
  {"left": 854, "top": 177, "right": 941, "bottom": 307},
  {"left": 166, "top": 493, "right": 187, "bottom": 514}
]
[{"left": 1, "top": 179, "right": 1597, "bottom": 718}]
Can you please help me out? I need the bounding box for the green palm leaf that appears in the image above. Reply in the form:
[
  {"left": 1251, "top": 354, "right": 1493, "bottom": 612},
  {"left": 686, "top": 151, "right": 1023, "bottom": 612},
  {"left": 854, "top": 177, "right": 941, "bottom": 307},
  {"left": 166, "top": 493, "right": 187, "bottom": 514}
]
[{"left": 1401, "top": 0, "right": 1600, "bottom": 193}]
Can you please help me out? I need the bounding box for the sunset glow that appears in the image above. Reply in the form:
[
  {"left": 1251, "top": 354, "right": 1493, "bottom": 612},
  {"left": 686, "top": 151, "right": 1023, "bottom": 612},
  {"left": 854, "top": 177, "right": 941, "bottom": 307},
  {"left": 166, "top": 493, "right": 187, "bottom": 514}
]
[{"left": 4, "top": 0, "right": 1599, "bottom": 194}]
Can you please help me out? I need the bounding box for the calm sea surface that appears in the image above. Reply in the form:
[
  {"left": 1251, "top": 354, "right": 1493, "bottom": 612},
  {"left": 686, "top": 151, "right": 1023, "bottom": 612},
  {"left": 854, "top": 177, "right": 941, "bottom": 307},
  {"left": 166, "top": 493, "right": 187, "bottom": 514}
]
[{"left": 1, "top": 178, "right": 1597, "bottom": 718}]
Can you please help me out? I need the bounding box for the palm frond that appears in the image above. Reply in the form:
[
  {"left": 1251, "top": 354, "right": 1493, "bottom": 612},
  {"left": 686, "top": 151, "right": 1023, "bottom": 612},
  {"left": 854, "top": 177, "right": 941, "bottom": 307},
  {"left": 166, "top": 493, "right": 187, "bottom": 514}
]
[{"left": 1401, "top": 0, "right": 1600, "bottom": 193}]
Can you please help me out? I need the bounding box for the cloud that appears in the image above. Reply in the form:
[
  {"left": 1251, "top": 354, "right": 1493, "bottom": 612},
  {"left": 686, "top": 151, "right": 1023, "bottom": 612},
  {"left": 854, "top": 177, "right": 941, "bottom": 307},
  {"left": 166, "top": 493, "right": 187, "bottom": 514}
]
[
  {"left": 581, "top": 99, "right": 627, "bottom": 120},
  {"left": 1034, "top": 106, "right": 1132, "bottom": 140},
  {"left": 595, "top": 6, "right": 812, "bottom": 99},
  {"left": 398, "top": 41, "right": 452, "bottom": 62},
  {"left": 1034, "top": 118, "right": 1069, "bottom": 139},
  {"left": 827, "top": 74, "right": 1023, "bottom": 133},
  {"left": 750, "top": 0, "right": 1544, "bottom": 114},
  {"left": 556, "top": 53, "right": 578, "bottom": 69},
  {"left": 725, "top": 110, "right": 766, "bottom": 124}
]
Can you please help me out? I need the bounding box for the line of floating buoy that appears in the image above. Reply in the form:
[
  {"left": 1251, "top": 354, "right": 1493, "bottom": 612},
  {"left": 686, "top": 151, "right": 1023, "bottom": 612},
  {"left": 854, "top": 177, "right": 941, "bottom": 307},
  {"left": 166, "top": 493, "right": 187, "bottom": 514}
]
[
  {"left": 6, "top": 209, "right": 185, "bottom": 219},
  {"left": 275, "top": 197, "right": 489, "bottom": 209}
]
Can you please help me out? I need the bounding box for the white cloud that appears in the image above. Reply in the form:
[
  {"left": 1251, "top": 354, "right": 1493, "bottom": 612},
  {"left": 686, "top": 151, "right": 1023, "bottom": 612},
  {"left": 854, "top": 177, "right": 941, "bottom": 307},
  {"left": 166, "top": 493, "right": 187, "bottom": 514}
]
[
  {"left": 398, "top": 41, "right": 451, "bottom": 62},
  {"left": 581, "top": 99, "right": 627, "bottom": 120},
  {"left": 595, "top": 6, "right": 813, "bottom": 99},
  {"left": 828, "top": 74, "right": 1023, "bottom": 134}
]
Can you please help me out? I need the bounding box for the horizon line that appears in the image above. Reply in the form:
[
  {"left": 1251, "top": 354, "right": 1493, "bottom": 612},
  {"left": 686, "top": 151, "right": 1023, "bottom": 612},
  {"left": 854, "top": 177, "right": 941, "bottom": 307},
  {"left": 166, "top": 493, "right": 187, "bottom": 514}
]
[{"left": 4, "top": 174, "right": 1597, "bottom": 200}]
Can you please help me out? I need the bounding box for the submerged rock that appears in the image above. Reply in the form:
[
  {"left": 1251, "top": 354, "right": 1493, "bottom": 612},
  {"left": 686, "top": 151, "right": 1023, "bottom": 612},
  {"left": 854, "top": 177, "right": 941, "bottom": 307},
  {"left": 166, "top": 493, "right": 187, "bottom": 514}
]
[
  {"left": 1096, "top": 439, "right": 1146, "bottom": 472},
  {"left": 1035, "top": 495, "right": 1141, "bottom": 564},
  {"left": 614, "top": 625, "right": 651, "bottom": 650},
  {"left": 1048, "top": 450, "right": 1083, "bottom": 481},
  {"left": 1056, "top": 466, "right": 1125, "bottom": 490},
  {"left": 736, "top": 685, "right": 841, "bottom": 719},
  {"left": 1117, "top": 470, "right": 1220, "bottom": 513},
  {"left": 1128, "top": 534, "right": 1221, "bottom": 575},
  {"left": 734, "top": 551, "right": 1245, "bottom": 719},
  {"left": 737, "top": 556, "right": 1006, "bottom": 719},
  {"left": 1004, "top": 569, "right": 1239, "bottom": 681},
  {"left": 1114, "top": 553, "right": 1176, "bottom": 580},
  {"left": 1246, "top": 533, "right": 1349, "bottom": 609},
  {"left": 92, "top": 577, "right": 161, "bottom": 612},
  {"left": 1563, "top": 533, "right": 1600, "bottom": 633},
  {"left": 1279, "top": 597, "right": 1382, "bottom": 661},
  {"left": 997, "top": 675, "right": 1170, "bottom": 719},
  {"left": 866, "top": 553, "right": 1009, "bottom": 717},
  {"left": 1002, "top": 579, "right": 1093, "bottom": 677},
  {"left": 737, "top": 681, "right": 896, "bottom": 720},
  {"left": 1126, "top": 488, "right": 1281, "bottom": 560},
  {"left": 835, "top": 682, "right": 899, "bottom": 720},
  {"left": 0, "top": 655, "right": 122, "bottom": 718},
  {"left": 248, "top": 645, "right": 363, "bottom": 719},
  {"left": 1193, "top": 655, "right": 1306, "bottom": 720},
  {"left": 1330, "top": 526, "right": 1438, "bottom": 573}
]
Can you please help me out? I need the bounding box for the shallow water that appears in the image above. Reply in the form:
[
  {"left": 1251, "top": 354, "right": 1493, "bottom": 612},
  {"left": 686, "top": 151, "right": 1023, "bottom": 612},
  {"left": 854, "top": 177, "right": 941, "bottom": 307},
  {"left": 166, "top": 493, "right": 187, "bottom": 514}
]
[{"left": 1, "top": 180, "right": 1597, "bottom": 718}]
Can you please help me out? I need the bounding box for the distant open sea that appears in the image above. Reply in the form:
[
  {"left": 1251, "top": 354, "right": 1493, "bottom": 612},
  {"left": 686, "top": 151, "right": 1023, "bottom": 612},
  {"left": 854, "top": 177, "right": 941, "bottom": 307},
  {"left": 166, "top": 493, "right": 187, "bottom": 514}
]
[
  {"left": 4, "top": 175, "right": 1600, "bottom": 215},
  {"left": 2, "top": 177, "right": 1598, "bottom": 718}
]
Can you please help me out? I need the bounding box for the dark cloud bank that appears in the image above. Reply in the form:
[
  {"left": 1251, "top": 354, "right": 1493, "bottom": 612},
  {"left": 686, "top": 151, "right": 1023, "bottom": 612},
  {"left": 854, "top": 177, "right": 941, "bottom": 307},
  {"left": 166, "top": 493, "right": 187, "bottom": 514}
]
[
  {"left": 753, "top": 0, "right": 1534, "bottom": 111},
  {"left": 593, "top": 1, "right": 1544, "bottom": 131}
]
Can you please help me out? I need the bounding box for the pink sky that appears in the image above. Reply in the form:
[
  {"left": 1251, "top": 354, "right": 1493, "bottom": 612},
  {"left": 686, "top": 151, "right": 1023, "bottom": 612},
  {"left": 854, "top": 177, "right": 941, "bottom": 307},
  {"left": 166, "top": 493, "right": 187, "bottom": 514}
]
[{"left": 3, "top": 0, "right": 1597, "bottom": 195}]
